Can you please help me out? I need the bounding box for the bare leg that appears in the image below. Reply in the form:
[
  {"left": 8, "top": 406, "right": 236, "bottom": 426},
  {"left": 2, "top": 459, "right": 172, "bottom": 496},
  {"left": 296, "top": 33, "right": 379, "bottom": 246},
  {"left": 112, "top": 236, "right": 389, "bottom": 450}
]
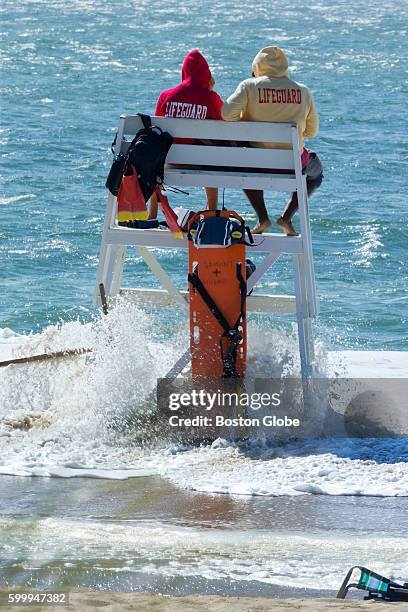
[
  {"left": 277, "top": 192, "right": 299, "bottom": 236},
  {"left": 281, "top": 178, "right": 321, "bottom": 221},
  {"left": 205, "top": 187, "right": 218, "bottom": 210},
  {"left": 277, "top": 176, "right": 323, "bottom": 236},
  {"left": 148, "top": 192, "right": 158, "bottom": 219},
  {"left": 244, "top": 189, "right": 272, "bottom": 234},
  {"left": 281, "top": 192, "right": 298, "bottom": 222}
]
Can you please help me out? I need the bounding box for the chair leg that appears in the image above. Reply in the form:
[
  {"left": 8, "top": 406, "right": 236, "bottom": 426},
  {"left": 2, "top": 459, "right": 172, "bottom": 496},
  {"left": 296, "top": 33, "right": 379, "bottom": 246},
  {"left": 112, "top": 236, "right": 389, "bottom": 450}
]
[
  {"left": 110, "top": 246, "right": 127, "bottom": 296},
  {"left": 293, "top": 254, "right": 315, "bottom": 378}
]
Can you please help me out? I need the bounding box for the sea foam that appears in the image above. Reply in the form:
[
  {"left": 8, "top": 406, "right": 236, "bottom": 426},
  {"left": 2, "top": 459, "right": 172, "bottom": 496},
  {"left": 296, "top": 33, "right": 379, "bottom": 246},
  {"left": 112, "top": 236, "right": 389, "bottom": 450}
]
[{"left": 0, "top": 302, "right": 407, "bottom": 497}]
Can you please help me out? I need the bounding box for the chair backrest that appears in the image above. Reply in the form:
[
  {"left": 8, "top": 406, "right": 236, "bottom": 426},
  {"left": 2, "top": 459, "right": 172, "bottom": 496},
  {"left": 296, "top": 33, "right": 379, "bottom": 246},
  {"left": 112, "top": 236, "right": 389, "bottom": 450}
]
[{"left": 117, "top": 115, "right": 303, "bottom": 192}]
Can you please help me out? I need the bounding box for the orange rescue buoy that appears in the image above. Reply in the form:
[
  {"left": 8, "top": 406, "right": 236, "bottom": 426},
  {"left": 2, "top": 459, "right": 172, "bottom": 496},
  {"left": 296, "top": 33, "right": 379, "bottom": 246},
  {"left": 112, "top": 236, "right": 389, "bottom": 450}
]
[{"left": 188, "top": 210, "right": 249, "bottom": 379}]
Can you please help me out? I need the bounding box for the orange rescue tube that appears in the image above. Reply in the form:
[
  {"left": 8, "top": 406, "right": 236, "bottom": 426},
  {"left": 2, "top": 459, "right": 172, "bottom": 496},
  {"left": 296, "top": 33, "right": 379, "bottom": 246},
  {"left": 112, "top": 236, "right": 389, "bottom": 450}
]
[{"left": 188, "top": 210, "right": 247, "bottom": 379}]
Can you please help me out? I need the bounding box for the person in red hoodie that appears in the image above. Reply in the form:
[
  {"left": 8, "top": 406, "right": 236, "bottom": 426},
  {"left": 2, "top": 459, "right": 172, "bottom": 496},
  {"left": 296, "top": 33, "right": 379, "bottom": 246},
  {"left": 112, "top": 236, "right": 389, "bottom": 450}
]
[{"left": 149, "top": 50, "right": 223, "bottom": 217}]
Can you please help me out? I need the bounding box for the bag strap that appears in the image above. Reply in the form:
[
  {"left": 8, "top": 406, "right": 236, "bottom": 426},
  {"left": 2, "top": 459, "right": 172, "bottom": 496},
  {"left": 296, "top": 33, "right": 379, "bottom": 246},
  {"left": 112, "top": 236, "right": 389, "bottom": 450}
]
[
  {"left": 110, "top": 114, "right": 154, "bottom": 155},
  {"left": 137, "top": 113, "right": 163, "bottom": 134},
  {"left": 245, "top": 226, "right": 254, "bottom": 245},
  {"left": 137, "top": 113, "right": 152, "bottom": 129},
  {"left": 234, "top": 262, "right": 246, "bottom": 329},
  {"left": 188, "top": 271, "right": 232, "bottom": 335},
  {"left": 189, "top": 209, "right": 246, "bottom": 227},
  {"left": 111, "top": 133, "right": 117, "bottom": 155},
  {"left": 220, "top": 262, "right": 246, "bottom": 378},
  {"left": 188, "top": 262, "right": 247, "bottom": 378}
]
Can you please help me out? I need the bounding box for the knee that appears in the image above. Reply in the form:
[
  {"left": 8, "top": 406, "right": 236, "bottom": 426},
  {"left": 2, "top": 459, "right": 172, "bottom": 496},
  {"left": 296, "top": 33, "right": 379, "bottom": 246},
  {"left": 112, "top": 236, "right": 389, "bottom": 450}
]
[
  {"left": 244, "top": 189, "right": 265, "bottom": 203},
  {"left": 243, "top": 189, "right": 263, "bottom": 196},
  {"left": 315, "top": 173, "right": 323, "bottom": 189},
  {"left": 307, "top": 173, "right": 323, "bottom": 194}
]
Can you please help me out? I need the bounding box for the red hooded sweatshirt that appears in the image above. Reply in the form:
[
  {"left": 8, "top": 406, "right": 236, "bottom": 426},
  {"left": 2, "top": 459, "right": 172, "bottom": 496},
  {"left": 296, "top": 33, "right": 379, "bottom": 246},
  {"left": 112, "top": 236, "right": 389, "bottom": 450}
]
[{"left": 155, "top": 50, "right": 223, "bottom": 120}]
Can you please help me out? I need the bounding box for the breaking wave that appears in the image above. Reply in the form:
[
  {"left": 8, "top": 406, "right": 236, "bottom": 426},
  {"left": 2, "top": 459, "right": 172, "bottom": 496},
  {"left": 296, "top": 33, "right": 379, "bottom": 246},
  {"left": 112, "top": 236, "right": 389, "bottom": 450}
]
[{"left": 0, "top": 300, "right": 407, "bottom": 497}]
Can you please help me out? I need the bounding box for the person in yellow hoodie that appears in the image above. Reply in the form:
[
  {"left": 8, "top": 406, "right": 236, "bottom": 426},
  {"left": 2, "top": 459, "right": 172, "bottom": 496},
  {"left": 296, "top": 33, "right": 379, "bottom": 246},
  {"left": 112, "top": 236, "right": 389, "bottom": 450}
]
[{"left": 222, "top": 46, "right": 323, "bottom": 235}]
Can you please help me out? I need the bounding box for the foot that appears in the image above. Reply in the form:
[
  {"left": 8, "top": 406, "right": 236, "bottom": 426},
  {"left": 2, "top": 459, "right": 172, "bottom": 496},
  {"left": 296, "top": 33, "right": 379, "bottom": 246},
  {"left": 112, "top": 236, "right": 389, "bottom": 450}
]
[
  {"left": 276, "top": 216, "right": 299, "bottom": 236},
  {"left": 251, "top": 218, "right": 272, "bottom": 234}
]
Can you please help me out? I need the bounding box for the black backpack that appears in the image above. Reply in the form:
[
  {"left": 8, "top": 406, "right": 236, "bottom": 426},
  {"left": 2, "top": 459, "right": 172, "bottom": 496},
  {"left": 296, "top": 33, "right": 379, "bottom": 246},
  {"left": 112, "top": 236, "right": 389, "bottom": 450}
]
[{"left": 105, "top": 114, "right": 173, "bottom": 200}]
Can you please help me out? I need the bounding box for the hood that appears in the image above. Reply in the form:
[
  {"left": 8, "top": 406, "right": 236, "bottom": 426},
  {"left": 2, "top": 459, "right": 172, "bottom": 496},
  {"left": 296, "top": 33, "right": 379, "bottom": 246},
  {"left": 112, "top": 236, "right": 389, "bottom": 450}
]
[
  {"left": 181, "top": 50, "right": 212, "bottom": 87},
  {"left": 252, "top": 46, "right": 289, "bottom": 78}
]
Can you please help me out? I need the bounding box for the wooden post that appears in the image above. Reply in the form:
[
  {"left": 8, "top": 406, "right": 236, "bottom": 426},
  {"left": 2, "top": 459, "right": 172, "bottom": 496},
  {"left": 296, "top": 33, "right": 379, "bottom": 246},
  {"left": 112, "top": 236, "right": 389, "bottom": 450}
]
[
  {"left": 99, "top": 283, "right": 109, "bottom": 315},
  {"left": 0, "top": 348, "right": 92, "bottom": 368}
]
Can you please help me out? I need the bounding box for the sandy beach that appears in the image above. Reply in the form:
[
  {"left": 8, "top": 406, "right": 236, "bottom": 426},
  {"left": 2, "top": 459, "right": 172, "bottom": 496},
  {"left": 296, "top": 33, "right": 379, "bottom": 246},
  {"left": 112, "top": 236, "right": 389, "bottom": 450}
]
[{"left": 1, "top": 591, "right": 407, "bottom": 611}]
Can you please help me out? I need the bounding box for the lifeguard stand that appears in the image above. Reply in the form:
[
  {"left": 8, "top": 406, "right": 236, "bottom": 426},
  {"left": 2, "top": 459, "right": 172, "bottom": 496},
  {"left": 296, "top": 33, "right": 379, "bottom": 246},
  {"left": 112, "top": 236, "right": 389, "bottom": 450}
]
[{"left": 94, "top": 115, "right": 318, "bottom": 378}]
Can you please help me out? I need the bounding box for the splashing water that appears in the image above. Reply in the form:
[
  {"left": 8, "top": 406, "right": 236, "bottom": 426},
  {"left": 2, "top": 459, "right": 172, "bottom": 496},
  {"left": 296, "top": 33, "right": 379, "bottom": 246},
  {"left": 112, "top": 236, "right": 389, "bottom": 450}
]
[
  {"left": 0, "top": 300, "right": 182, "bottom": 474},
  {"left": 0, "top": 300, "right": 307, "bottom": 471},
  {"left": 0, "top": 301, "right": 406, "bottom": 497}
]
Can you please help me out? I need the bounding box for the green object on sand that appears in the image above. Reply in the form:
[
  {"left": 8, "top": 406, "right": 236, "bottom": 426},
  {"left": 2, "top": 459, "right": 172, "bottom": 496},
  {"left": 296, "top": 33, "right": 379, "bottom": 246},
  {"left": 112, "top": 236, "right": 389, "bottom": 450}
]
[{"left": 336, "top": 566, "right": 408, "bottom": 601}]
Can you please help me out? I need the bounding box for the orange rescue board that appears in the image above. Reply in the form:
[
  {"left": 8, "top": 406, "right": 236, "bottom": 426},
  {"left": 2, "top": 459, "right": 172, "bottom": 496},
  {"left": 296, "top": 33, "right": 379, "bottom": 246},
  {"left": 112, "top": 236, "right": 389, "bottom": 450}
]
[{"left": 188, "top": 226, "right": 247, "bottom": 379}]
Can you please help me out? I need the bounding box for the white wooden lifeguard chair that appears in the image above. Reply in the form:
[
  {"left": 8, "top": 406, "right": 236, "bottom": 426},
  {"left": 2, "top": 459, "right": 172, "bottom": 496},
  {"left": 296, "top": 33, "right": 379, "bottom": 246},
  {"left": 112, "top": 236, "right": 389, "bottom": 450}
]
[{"left": 94, "top": 115, "right": 318, "bottom": 378}]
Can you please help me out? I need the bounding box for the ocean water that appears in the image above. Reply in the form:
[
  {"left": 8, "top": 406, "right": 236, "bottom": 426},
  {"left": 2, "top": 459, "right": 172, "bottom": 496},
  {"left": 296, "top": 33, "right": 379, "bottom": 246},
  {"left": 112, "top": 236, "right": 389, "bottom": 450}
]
[
  {"left": 0, "top": 302, "right": 407, "bottom": 594},
  {"left": 1, "top": 0, "right": 408, "bottom": 598},
  {"left": 1, "top": 0, "right": 407, "bottom": 348}
]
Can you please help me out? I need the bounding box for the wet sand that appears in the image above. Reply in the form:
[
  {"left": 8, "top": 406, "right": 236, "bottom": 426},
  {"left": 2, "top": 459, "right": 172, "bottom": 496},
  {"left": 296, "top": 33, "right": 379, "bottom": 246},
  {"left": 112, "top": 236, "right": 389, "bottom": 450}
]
[
  {"left": 0, "top": 591, "right": 407, "bottom": 611},
  {"left": 1, "top": 475, "right": 407, "bottom": 602}
]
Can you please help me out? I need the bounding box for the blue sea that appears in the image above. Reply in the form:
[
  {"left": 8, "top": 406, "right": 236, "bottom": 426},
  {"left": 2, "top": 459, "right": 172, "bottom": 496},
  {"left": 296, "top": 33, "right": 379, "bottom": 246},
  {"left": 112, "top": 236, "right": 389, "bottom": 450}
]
[
  {"left": 0, "top": 0, "right": 407, "bottom": 599},
  {"left": 1, "top": 0, "right": 407, "bottom": 348}
]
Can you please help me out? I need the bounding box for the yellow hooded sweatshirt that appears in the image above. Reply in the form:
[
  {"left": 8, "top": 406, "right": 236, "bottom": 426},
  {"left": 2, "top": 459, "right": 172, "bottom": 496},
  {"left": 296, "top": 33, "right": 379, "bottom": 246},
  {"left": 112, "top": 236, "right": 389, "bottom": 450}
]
[{"left": 221, "top": 46, "right": 318, "bottom": 152}]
